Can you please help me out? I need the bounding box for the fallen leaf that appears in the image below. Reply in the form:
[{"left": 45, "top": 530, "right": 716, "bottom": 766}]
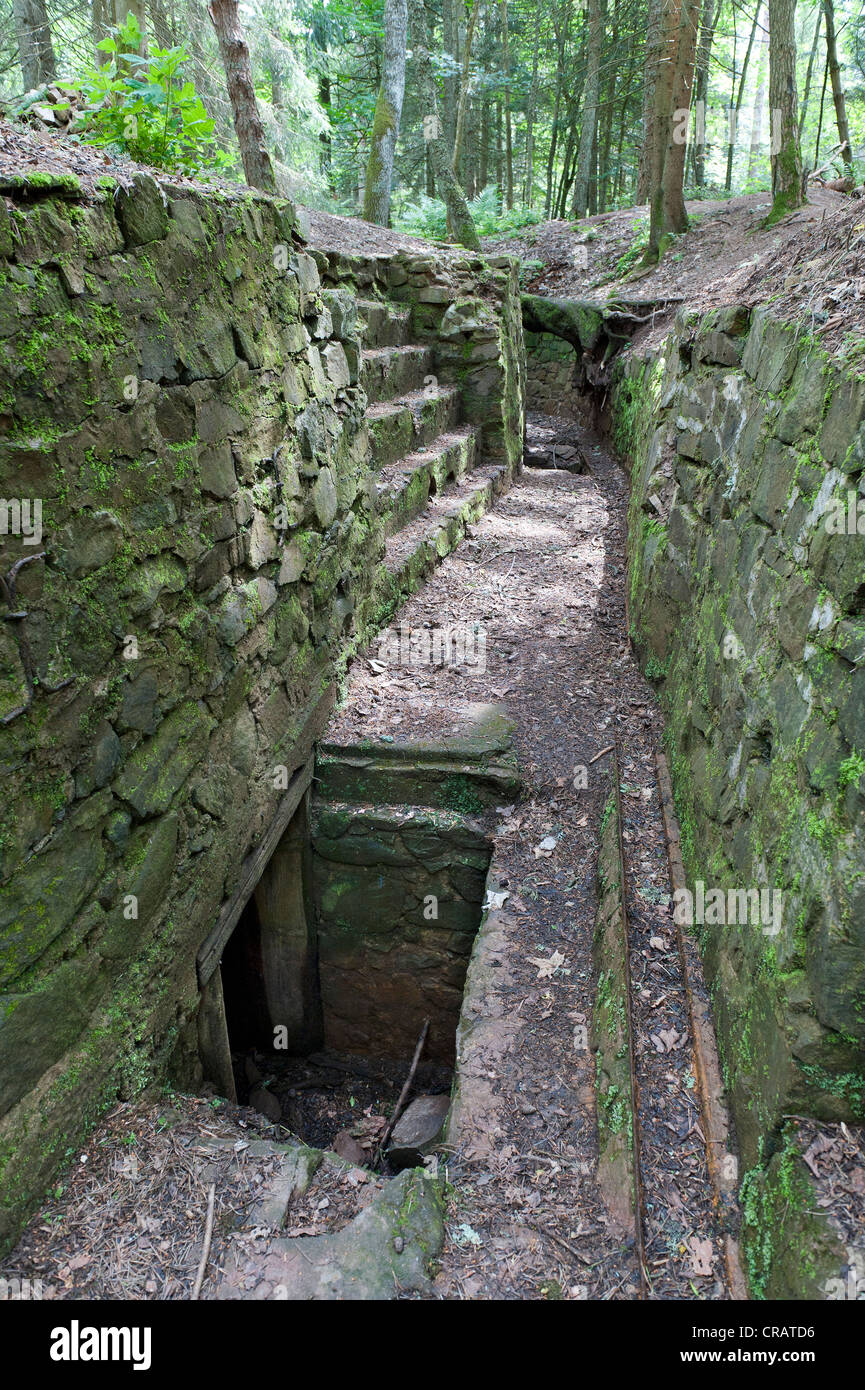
[
  {"left": 484, "top": 889, "right": 511, "bottom": 911},
  {"left": 687, "top": 1237, "right": 715, "bottom": 1277},
  {"left": 528, "top": 949, "right": 568, "bottom": 980}
]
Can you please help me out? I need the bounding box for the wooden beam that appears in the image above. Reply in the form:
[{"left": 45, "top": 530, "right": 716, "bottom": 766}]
[{"left": 197, "top": 754, "right": 316, "bottom": 986}]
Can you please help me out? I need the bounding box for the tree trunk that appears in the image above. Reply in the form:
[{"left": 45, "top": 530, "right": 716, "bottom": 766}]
[
  {"left": 111, "top": 0, "right": 147, "bottom": 53},
  {"left": 480, "top": 95, "right": 489, "bottom": 189},
  {"left": 545, "top": 11, "right": 568, "bottom": 216},
  {"left": 501, "top": 0, "right": 513, "bottom": 209},
  {"left": 208, "top": 0, "right": 277, "bottom": 194},
  {"left": 814, "top": 44, "right": 829, "bottom": 166},
  {"left": 442, "top": 0, "right": 458, "bottom": 149},
  {"left": 637, "top": 0, "right": 664, "bottom": 202},
  {"left": 798, "top": 5, "right": 821, "bottom": 139},
  {"left": 453, "top": 0, "right": 480, "bottom": 177},
  {"left": 767, "top": 0, "right": 803, "bottom": 219},
  {"left": 13, "top": 0, "right": 57, "bottom": 90},
  {"left": 495, "top": 99, "right": 503, "bottom": 202},
  {"left": 747, "top": 6, "right": 770, "bottom": 184},
  {"left": 572, "top": 0, "right": 604, "bottom": 218},
  {"left": 364, "top": 0, "right": 408, "bottom": 225},
  {"left": 523, "top": 5, "right": 541, "bottom": 205},
  {"left": 646, "top": 0, "right": 700, "bottom": 260},
  {"left": 693, "top": 0, "right": 721, "bottom": 186},
  {"left": 408, "top": 0, "right": 480, "bottom": 249},
  {"left": 726, "top": 5, "right": 760, "bottom": 191},
  {"left": 824, "top": 0, "right": 852, "bottom": 166}
]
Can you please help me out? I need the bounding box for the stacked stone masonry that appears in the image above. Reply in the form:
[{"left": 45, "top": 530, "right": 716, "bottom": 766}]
[
  {"left": 0, "top": 169, "right": 524, "bottom": 1250},
  {"left": 613, "top": 305, "right": 865, "bottom": 1171}
]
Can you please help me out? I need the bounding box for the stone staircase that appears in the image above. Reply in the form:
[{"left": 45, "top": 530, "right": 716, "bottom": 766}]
[{"left": 356, "top": 296, "right": 510, "bottom": 627}]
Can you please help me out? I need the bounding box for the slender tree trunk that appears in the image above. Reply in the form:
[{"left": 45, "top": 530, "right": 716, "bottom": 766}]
[
  {"left": 613, "top": 39, "right": 638, "bottom": 203},
  {"left": 501, "top": 0, "right": 513, "bottom": 208},
  {"left": 442, "top": 0, "right": 458, "bottom": 149},
  {"left": 480, "top": 95, "right": 490, "bottom": 188},
  {"left": 799, "top": 5, "right": 822, "bottom": 139},
  {"left": 693, "top": 0, "right": 721, "bottom": 186},
  {"left": 13, "top": 0, "right": 57, "bottom": 89},
  {"left": 453, "top": 0, "right": 480, "bottom": 176},
  {"left": 767, "top": 0, "right": 803, "bottom": 218},
  {"left": 814, "top": 44, "right": 829, "bottom": 164},
  {"left": 208, "top": 0, "right": 277, "bottom": 194},
  {"left": 495, "top": 99, "right": 503, "bottom": 202},
  {"left": 408, "top": 0, "right": 480, "bottom": 249},
  {"left": 573, "top": 0, "right": 604, "bottom": 217},
  {"left": 726, "top": 6, "right": 760, "bottom": 191},
  {"left": 823, "top": 0, "right": 852, "bottom": 165},
  {"left": 545, "top": 19, "right": 567, "bottom": 216},
  {"left": 638, "top": 0, "right": 665, "bottom": 201},
  {"left": 524, "top": 5, "right": 541, "bottom": 205},
  {"left": 747, "top": 6, "right": 770, "bottom": 183},
  {"left": 364, "top": 0, "right": 408, "bottom": 225}
]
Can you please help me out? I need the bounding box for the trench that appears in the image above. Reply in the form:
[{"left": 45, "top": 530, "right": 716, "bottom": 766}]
[{"left": 195, "top": 731, "right": 513, "bottom": 1168}]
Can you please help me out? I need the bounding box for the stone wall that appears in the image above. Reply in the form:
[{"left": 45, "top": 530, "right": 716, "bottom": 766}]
[
  {"left": 524, "top": 330, "right": 582, "bottom": 418},
  {"left": 311, "top": 803, "right": 491, "bottom": 1063},
  {"left": 612, "top": 306, "right": 865, "bottom": 1180},
  {"left": 0, "top": 170, "right": 524, "bottom": 1249},
  {"left": 317, "top": 245, "right": 526, "bottom": 479}
]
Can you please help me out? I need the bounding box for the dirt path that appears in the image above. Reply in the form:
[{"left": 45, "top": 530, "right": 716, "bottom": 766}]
[
  {"left": 484, "top": 187, "right": 852, "bottom": 349},
  {"left": 330, "top": 413, "right": 730, "bottom": 1299}
]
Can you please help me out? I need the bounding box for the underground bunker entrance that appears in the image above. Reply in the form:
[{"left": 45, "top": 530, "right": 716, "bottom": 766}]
[{"left": 202, "top": 786, "right": 493, "bottom": 1167}]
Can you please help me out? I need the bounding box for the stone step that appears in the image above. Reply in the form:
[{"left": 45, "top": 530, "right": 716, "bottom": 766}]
[
  {"left": 357, "top": 298, "right": 412, "bottom": 348},
  {"left": 360, "top": 344, "right": 434, "bottom": 404},
  {"left": 359, "top": 465, "right": 505, "bottom": 626},
  {"left": 375, "top": 426, "right": 479, "bottom": 536},
  {"left": 316, "top": 704, "right": 520, "bottom": 811},
  {"left": 366, "top": 385, "right": 462, "bottom": 471}
]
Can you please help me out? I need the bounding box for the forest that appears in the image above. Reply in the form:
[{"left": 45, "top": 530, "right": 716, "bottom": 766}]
[{"left": 4, "top": 0, "right": 865, "bottom": 255}]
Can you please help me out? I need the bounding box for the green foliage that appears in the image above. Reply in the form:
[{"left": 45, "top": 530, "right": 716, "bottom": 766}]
[
  {"left": 393, "top": 185, "right": 545, "bottom": 241},
  {"left": 75, "top": 14, "right": 226, "bottom": 176},
  {"left": 838, "top": 751, "right": 865, "bottom": 792},
  {"left": 612, "top": 214, "right": 649, "bottom": 276}
]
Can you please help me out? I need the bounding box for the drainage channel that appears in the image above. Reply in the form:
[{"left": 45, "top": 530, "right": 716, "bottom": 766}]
[{"left": 594, "top": 738, "right": 739, "bottom": 1299}]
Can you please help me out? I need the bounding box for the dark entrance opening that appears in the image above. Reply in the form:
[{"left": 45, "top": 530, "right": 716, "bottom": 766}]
[{"left": 220, "top": 797, "right": 323, "bottom": 1060}]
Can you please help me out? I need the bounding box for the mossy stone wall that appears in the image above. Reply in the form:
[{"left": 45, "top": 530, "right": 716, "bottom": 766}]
[
  {"left": 524, "top": 330, "right": 583, "bottom": 419},
  {"left": 612, "top": 303, "right": 865, "bottom": 1173},
  {"left": 0, "top": 173, "right": 524, "bottom": 1250}
]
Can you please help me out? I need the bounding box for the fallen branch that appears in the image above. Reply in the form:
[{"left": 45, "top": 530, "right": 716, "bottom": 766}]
[
  {"left": 374, "top": 1018, "right": 429, "bottom": 1166},
  {"left": 191, "top": 1182, "right": 216, "bottom": 1300},
  {"left": 589, "top": 745, "right": 615, "bottom": 764}
]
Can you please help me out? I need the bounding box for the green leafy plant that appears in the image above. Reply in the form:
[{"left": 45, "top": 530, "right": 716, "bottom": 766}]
[
  {"left": 839, "top": 751, "right": 865, "bottom": 792},
  {"left": 393, "top": 185, "right": 545, "bottom": 242},
  {"left": 76, "top": 14, "right": 225, "bottom": 176}
]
